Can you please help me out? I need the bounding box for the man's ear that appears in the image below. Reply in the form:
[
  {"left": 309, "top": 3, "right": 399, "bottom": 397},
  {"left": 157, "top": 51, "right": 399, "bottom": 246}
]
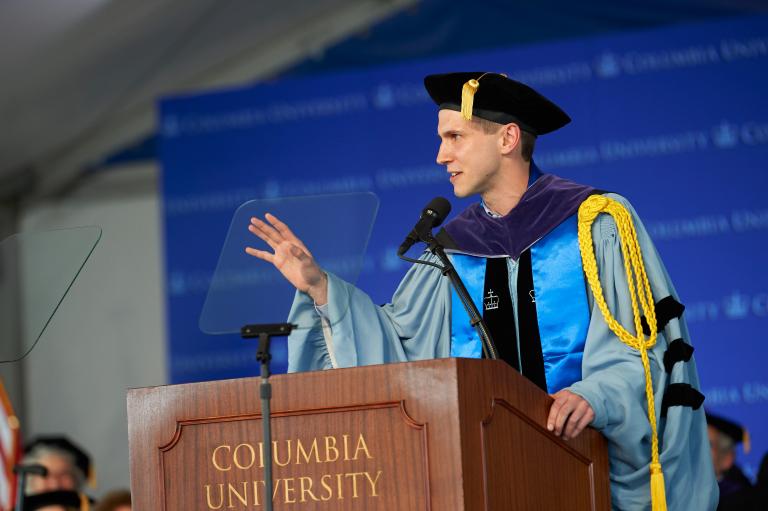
[{"left": 499, "top": 123, "right": 521, "bottom": 155}]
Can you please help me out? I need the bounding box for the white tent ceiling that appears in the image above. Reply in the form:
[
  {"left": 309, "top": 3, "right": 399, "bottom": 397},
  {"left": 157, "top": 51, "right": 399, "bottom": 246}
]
[{"left": 0, "top": 0, "right": 415, "bottom": 198}]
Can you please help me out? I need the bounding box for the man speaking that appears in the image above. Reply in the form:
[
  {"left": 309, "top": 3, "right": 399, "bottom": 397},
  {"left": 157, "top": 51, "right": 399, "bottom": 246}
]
[{"left": 246, "top": 71, "right": 718, "bottom": 511}]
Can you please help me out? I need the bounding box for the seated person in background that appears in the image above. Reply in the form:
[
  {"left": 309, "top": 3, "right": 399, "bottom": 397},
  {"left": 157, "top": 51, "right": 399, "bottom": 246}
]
[
  {"left": 22, "top": 436, "right": 93, "bottom": 495},
  {"left": 21, "top": 436, "right": 94, "bottom": 511},
  {"left": 706, "top": 411, "right": 757, "bottom": 510},
  {"left": 706, "top": 411, "right": 752, "bottom": 497}
]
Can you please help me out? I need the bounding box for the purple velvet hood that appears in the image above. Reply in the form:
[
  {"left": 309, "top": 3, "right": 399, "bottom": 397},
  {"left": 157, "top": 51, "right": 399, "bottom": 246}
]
[{"left": 441, "top": 166, "right": 595, "bottom": 259}]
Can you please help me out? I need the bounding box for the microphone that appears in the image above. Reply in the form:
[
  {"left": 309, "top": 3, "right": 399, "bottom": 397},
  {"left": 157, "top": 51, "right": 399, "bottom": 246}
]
[{"left": 397, "top": 197, "right": 452, "bottom": 256}]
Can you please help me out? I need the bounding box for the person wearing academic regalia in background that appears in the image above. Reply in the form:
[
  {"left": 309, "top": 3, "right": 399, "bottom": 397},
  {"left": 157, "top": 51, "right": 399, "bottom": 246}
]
[
  {"left": 21, "top": 436, "right": 95, "bottom": 510},
  {"left": 705, "top": 411, "right": 767, "bottom": 511},
  {"left": 707, "top": 412, "right": 752, "bottom": 497},
  {"left": 246, "top": 72, "right": 718, "bottom": 510}
]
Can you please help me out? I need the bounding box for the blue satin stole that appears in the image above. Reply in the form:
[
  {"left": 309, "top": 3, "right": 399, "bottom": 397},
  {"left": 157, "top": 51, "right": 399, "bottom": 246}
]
[{"left": 449, "top": 214, "right": 590, "bottom": 393}]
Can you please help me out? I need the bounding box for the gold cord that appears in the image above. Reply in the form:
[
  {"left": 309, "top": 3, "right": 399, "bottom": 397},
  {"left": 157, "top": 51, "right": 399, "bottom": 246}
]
[{"left": 577, "top": 195, "right": 667, "bottom": 511}]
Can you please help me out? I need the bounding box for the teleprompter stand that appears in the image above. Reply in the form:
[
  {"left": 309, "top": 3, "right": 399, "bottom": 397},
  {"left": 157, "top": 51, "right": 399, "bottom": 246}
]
[{"left": 240, "top": 322, "right": 296, "bottom": 511}]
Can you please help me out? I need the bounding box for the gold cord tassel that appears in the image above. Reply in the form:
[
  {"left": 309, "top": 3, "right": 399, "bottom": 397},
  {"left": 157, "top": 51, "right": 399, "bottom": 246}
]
[
  {"left": 578, "top": 195, "right": 667, "bottom": 511},
  {"left": 461, "top": 79, "right": 479, "bottom": 121},
  {"left": 650, "top": 463, "right": 667, "bottom": 511}
]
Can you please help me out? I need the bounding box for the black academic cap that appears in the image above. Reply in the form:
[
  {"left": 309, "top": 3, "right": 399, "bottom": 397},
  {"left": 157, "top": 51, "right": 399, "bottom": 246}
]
[
  {"left": 23, "top": 490, "right": 82, "bottom": 510},
  {"left": 24, "top": 436, "right": 91, "bottom": 481},
  {"left": 424, "top": 72, "right": 571, "bottom": 135},
  {"left": 706, "top": 411, "right": 751, "bottom": 452}
]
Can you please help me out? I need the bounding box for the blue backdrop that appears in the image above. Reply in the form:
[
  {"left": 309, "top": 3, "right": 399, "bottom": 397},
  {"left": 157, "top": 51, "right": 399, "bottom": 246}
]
[{"left": 159, "top": 15, "right": 768, "bottom": 478}]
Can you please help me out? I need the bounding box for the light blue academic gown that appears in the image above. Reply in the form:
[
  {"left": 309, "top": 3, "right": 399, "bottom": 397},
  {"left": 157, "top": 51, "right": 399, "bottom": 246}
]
[{"left": 287, "top": 193, "right": 718, "bottom": 511}]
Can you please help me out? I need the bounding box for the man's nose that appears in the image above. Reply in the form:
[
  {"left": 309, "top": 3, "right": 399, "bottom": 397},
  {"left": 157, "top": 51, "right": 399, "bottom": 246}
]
[{"left": 436, "top": 142, "right": 450, "bottom": 165}]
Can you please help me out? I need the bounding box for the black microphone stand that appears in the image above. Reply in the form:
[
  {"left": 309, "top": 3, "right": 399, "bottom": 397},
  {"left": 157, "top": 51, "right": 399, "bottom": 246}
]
[
  {"left": 399, "top": 227, "right": 499, "bottom": 360},
  {"left": 424, "top": 234, "right": 499, "bottom": 360},
  {"left": 240, "top": 323, "right": 296, "bottom": 511}
]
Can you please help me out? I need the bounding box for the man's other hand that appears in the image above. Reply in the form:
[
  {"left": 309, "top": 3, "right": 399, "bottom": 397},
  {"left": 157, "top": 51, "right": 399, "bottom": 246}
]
[{"left": 547, "top": 389, "right": 595, "bottom": 441}]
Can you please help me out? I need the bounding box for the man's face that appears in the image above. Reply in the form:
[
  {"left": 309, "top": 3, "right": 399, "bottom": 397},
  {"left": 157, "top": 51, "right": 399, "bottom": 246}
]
[
  {"left": 436, "top": 109, "right": 503, "bottom": 198},
  {"left": 26, "top": 453, "right": 80, "bottom": 494}
]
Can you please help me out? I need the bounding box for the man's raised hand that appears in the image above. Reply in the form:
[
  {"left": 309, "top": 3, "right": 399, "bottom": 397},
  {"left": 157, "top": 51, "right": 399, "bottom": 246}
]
[{"left": 245, "top": 213, "right": 328, "bottom": 305}]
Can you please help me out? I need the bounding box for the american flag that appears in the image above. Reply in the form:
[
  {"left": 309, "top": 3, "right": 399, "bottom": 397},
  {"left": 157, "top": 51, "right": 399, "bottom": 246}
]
[{"left": 0, "top": 379, "right": 20, "bottom": 511}]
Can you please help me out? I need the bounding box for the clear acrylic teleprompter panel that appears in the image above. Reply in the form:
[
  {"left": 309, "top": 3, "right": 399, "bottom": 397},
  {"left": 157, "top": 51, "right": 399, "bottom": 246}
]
[
  {"left": 0, "top": 227, "right": 102, "bottom": 362},
  {"left": 199, "top": 192, "right": 379, "bottom": 335}
]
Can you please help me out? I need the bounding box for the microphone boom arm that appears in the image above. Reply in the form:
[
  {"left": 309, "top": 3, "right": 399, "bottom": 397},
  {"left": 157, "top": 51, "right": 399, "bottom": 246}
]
[
  {"left": 396, "top": 196, "right": 498, "bottom": 360},
  {"left": 424, "top": 234, "right": 499, "bottom": 360}
]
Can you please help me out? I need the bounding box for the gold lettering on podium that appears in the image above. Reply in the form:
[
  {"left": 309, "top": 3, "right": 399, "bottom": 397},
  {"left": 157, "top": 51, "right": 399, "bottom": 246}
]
[
  {"left": 353, "top": 434, "right": 373, "bottom": 460},
  {"left": 228, "top": 481, "right": 248, "bottom": 507},
  {"left": 319, "top": 474, "right": 333, "bottom": 501},
  {"left": 298, "top": 476, "right": 319, "bottom": 503},
  {"left": 365, "top": 470, "right": 382, "bottom": 497},
  {"left": 205, "top": 483, "right": 224, "bottom": 509},
  {"left": 210, "top": 434, "right": 374, "bottom": 468},
  {"left": 336, "top": 472, "right": 344, "bottom": 500},
  {"left": 234, "top": 443, "right": 256, "bottom": 470},
  {"left": 273, "top": 439, "right": 292, "bottom": 467},
  {"left": 204, "top": 472, "right": 383, "bottom": 509},
  {"left": 296, "top": 438, "right": 319, "bottom": 464},
  {"left": 204, "top": 434, "right": 384, "bottom": 508},
  {"left": 212, "top": 445, "right": 231, "bottom": 472},
  {"left": 325, "top": 435, "right": 339, "bottom": 462},
  {"left": 282, "top": 477, "right": 296, "bottom": 503}
]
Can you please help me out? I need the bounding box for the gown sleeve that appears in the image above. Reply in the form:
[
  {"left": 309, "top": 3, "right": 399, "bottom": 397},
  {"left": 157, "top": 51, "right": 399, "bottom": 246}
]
[
  {"left": 287, "top": 252, "right": 454, "bottom": 372},
  {"left": 567, "top": 193, "right": 718, "bottom": 511}
]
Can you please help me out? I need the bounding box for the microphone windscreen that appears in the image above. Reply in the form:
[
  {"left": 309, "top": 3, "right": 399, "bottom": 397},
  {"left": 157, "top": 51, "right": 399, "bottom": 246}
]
[{"left": 424, "top": 197, "right": 452, "bottom": 227}]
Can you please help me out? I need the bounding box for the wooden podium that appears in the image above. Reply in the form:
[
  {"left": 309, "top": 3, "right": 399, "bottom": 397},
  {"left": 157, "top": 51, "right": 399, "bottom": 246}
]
[{"left": 127, "top": 358, "right": 610, "bottom": 510}]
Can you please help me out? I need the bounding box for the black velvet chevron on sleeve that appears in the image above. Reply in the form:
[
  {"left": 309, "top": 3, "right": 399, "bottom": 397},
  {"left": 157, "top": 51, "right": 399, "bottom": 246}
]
[
  {"left": 640, "top": 296, "right": 686, "bottom": 335},
  {"left": 663, "top": 338, "right": 695, "bottom": 373},
  {"left": 661, "top": 383, "right": 705, "bottom": 417}
]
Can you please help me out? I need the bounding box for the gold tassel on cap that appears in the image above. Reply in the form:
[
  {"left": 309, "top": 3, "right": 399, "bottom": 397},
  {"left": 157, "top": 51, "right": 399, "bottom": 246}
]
[
  {"left": 743, "top": 429, "right": 751, "bottom": 454},
  {"left": 461, "top": 79, "right": 479, "bottom": 120},
  {"left": 460, "top": 72, "right": 508, "bottom": 121}
]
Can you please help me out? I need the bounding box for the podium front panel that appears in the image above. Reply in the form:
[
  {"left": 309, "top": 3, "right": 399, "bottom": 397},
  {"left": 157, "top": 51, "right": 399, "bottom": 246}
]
[
  {"left": 157, "top": 403, "right": 429, "bottom": 510},
  {"left": 481, "top": 399, "right": 599, "bottom": 510}
]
